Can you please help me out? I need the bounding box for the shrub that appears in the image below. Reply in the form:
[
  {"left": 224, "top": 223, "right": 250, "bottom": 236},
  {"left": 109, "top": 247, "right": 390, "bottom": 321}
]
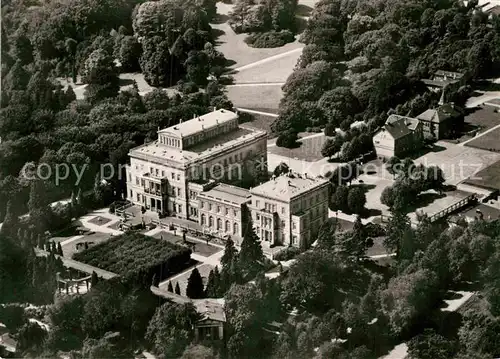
[
  {"left": 276, "top": 129, "right": 299, "bottom": 148},
  {"left": 273, "top": 246, "right": 302, "bottom": 261},
  {"left": 244, "top": 30, "right": 295, "bottom": 48}
]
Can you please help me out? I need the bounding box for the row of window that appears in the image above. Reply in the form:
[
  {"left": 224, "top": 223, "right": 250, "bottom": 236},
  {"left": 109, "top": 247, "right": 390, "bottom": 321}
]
[
  {"left": 200, "top": 202, "right": 238, "bottom": 217},
  {"left": 253, "top": 199, "right": 282, "bottom": 213},
  {"left": 160, "top": 135, "right": 181, "bottom": 148},
  {"left": 200, "top": 214, "right": 240, "bottom": 235},
  {"left": 132, "top": 164, "right": 182, "bottom": 181}
]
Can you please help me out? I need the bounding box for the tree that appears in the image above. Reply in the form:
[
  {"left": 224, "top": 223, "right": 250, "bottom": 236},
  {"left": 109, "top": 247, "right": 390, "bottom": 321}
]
[
  {"left": 175, "top": 282, "right": 181, "bottom": 295},
  {"left": 91, "top": 271, "right": 98, "bottom": 287},
  {"left": 381, "top": 269, "right": 439, "bottom": 336},
  {"left": 384, "top": 207, "right": 412, "bottom": 256},
  {"left": 57, "top": 242, "right": 63, "bottom": 256},
  {"left": 146, "top": 303, "right": 199, "bottom": 357},
  {"left": 408, "top": 329, "right": 458, "bottom": 359},
  {"left": 82, "top": 49, "right": 119, "bottom": 103},
  {"left": 118, "top": 36, "right": 142, "bottom": 72},
  {"left": 276, "top": 129, "right": 299, "bottom": 148},
  {"left": 273, "top": 162, "right": 290, "bottom": 177},
  {"left": 13, "top": 35, "right": 34, "bottom": 65},
  {"left": 205, "top": 266, "right": 220, "bottom": 298},
  {"left": 225, "top": 283, "right": 267, "bottom": 358},
  {"left": 347, "top": 186, "right": 366, "bottom": 214},
  {"left": 0, "top": 201, "right": 19, "bottom": 240},
  {"left": 330, "top": 185, "right": 349, "bottom": 212},
  {"left": 186, "top": 268, "right": 204, "bottom": 299},
  {"left": 342, "top": 216, "right": 367, "bottom": 259},
  {"left": 239, "top": 209, "right": 264, "bottom": 278},
  {"left": 17, "top": 321, "right": 47, "bottom": 354},
  {"left": 167, "top": 281, "right": 174, "bottom": 292},
  {"left": 321, "top": 138, "right": 339, "bottom": 159},
  {"left": 386, "top": 156, "right": 401, "bottom": 178}
]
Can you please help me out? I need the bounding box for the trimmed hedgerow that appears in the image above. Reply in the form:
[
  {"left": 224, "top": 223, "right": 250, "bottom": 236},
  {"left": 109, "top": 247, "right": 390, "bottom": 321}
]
[
  {"left": 73, "top": 233, "right": 192, "bottom": 280},
  {"left": 245, "top": 30, "right": 295, "bottom": 48}
]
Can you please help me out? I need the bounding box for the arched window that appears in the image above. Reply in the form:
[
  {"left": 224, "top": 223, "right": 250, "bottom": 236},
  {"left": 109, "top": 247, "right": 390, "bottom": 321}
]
[
  {"left": 209, "top": 216, "right": 214, "bottom": 228},
  {"left": 201, "top": 214, "right": 206, "bottom": 225},
  {"left": 233, "top": 222, "right": 239, "bottom": 235},
  {"left": 217, "top": 218, "right": 222, "bottom": 230},
  {"left": 225, "top": 220, "right": 230, "bottom": 233}
]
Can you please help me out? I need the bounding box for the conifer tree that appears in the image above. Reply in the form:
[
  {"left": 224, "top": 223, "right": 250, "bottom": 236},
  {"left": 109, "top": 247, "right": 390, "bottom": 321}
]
[
  {"left": 175, "top": 282, "right": 181, "bottom": 295},
  {"left": 57, "top": 242, "right": 64, "bottom": 256},
  {"left": 205, "top": 269, "right": 216, "bottom": 298},
  {"left": 238, "top": 207, "right": 264, "bottom": 278},
  {"left": 167, "top": 281, "right": 174, "bottom": 292},
  {"left": 1, "top": 201, "right": 19, "bottom": 240},
  {"left": 186, "top": 268, "right": 204, "bottom": 299},
  {"left": 91, "top": 271, "right": 99, "bottom": 287}
]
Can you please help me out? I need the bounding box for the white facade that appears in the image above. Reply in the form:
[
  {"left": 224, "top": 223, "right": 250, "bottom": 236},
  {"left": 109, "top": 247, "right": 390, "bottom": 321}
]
[
  {"left": 126, "top": 109, "right": 267, "bottom": 219},
  {"left": 248, "top": 174, "right": 330, "bottom": 248}
]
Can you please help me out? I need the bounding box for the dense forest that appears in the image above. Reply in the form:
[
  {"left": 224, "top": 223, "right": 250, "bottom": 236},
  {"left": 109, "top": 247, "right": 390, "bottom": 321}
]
[
  {"left": 0, "top": 0, "right": 232, "bottom": 224},
  {"left": 272, "top": 0, "right": 500, "bottom": 135}
]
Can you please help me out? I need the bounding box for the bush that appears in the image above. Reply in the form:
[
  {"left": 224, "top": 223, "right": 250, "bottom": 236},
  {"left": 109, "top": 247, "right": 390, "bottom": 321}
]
[
  {"left": 276, "top": 129, "right": 299, "bottom": 148},
  {"left": 273, "top": 246, "right": 302, "bottom": 261},
  {"left": 245, "top": 30, "right": 295, "bottom": 48}
]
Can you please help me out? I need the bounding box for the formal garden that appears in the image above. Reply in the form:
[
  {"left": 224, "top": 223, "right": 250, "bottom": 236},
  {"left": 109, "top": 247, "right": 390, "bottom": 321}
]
[{"left": 72, "top": 233, "right": 193, "bottom": 278}]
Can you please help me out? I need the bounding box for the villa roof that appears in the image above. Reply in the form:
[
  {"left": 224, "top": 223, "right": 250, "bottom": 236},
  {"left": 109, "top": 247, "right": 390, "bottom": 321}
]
[
  {"left": 158, "top": 109, "right": 238, "bottom": 138},
  {"left": 250, "top": 174, "right": 328, "bottom": 202},
  {"left": 198, "top": 183, "right": 251, "bottom": 206},
  {"left": 384, "top": 115, "right": 420, "bottom": 139},
  {"left": 193, "top": 298, "right": 226, "bottom": 323},
  {"left": 417, "top": 104, "right": 461, "bottom": 123}
]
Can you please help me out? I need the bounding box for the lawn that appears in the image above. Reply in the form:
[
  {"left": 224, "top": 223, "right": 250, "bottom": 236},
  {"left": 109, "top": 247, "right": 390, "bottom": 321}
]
[
  {"left": 227, "top": 84, "right": 284, "bottom": 111},
  {"left": 268, "top": 133, "right": 328, "bottom": 162},
  {"left": 240, "top": 112, "right": 277, "bottom": 134},
  {"left": 88, "top": 216, "right": 112, "bottom": 226},
  {"left": 73, "top": 233, "right": 192, "bottom": 277},
  {"left": 213, "top": 3, "right": 304, "bottom": 69},
  {"left": 465, "top": 127, "right": 500, "bottom": 152},
  {"left": 161, "top": 263, "right": 215, "bottom": 297}
]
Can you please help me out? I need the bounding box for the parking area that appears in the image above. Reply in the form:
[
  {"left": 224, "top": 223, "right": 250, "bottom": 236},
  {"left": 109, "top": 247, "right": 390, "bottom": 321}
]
[{"left": 414, "top": 141, "right": 500, "bottom": 186}]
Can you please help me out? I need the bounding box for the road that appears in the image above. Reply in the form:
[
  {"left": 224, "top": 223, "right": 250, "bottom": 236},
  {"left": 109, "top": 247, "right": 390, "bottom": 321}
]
[{"left": 232, "top": 47, "right": 303, "bottom": 73}]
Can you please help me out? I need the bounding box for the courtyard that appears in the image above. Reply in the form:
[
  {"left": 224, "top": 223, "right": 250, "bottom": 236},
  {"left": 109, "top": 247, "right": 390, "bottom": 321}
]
[{"left": 414, "top": 141, "right": 500, "bottom": 186}]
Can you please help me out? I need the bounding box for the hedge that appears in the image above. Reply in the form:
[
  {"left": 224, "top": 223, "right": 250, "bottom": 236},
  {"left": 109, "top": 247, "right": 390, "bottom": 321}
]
[
  {"left": 73, "top": 233, "right": 192, "bottom": 281},
  {"left": 273, "top": 246, "right": 302, "bottom": 261},
  {"left": 245, "top": 30, "right": 295, "bottom": 48}
]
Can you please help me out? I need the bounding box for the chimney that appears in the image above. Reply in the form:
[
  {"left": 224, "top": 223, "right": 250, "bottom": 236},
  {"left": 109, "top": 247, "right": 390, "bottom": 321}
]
[
  {"left": 213, "top": 106, "right": 217, "bottom": 112},
  {"left": 179, "top": 118, "right": 183, "bottom": 124}
]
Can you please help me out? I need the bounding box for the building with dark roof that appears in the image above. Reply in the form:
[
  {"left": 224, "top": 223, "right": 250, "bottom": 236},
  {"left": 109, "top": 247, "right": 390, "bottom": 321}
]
[
  {"left": 416, "top": 103, "right": 463, "bottom": 140},
  {"left": 373, "top": 115, "right": 424, "bottom": 159}
]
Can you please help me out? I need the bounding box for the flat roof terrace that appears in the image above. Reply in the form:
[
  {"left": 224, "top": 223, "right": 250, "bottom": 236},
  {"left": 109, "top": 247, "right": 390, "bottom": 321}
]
[
  {"left": 188, "top": 127, "right": 255, "bottom": 154},
  {"left": 129, "top": 127, "right": 266, "bottom": 166}
]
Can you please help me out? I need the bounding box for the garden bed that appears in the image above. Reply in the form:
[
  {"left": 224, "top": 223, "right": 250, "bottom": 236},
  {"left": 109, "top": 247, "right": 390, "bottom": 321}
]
[{"left": 72, "top": 233, "right": 193, "bottom": 279}]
